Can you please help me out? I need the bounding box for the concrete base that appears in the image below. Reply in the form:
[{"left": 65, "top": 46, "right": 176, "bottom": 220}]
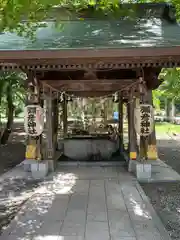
[
  {"left": 31, "top": 161, "right": 49, "bottom": 179},
  {"left": 22, "top": 159, "right": 56, "bottom": 179},
  {"left": 136, "top": 163, "right": 152, "bottom": 180},
  {"left": 23, "top": 160, "right": 37, "bottom": 172},
  {"left": 22, "top": 152, "right": 61, "bottom": 178},
  {"left": 128, "top": 160, "right": 152, "bottom": 180}
]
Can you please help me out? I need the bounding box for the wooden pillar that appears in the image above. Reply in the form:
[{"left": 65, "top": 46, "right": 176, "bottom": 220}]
[
  {"left": 53, "top": 98, "right": 59, "bottom": 150},
  {"left": 127, "top": 103, "right": 130, "bottom": 152},
  {"left": 25, "top": 72, "right": 42, "bottom": 161},
  {"left": 118, "top": 93, "right": 123, "bottom": 152},
  {"left": 128, "top": 95, "right": 137, "bottom": 161},
  {"left": 147, "top": 90, "right": 158, "bottom": 160},
  {"left": 45, "top": 91, "right": 54, "bottom": 160},
  {"left": 103, "top": 99, "right": 107, "bottom": 124},
  {"left": 40, "top": 89, "right": 57, "bottom": 171},
  {"left": 83, "top": 98, "right": 89, "bottom": 130},
  {"left": 52, "top": 98, "right": 59, "bottom": 152},
  {"left": 63, "top": 94, "right": 68, "bottom": 138}
]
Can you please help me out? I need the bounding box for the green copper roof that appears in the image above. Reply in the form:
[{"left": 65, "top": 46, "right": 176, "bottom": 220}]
[{"left": 0, "top": 3, "right": 180, "bottom": 50}]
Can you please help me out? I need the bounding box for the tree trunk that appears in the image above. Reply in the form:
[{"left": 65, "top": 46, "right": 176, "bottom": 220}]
[{"left": 0, "top": 85, "right": 14, "bottom": 145}]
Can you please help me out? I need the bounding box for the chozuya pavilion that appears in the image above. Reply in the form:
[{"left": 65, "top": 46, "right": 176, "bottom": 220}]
[{"left": 0, "top": 2, "right": 179, "bottom": 177}]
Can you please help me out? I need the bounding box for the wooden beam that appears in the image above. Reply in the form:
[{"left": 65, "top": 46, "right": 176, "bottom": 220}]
[
  {"left": 42, "top": 79, "right": 135, "bottom": 85},
  {"left": 42, "top": 79, "right": 135, "bottom": 92},
  {"left": 1, "top": 46, "right": 180, "bottom": 61},
  {"left": 66, "top": 91, "right": 115, "bottom": 97}
]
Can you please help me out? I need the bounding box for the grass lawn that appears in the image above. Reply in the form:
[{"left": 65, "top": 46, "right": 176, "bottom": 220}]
[
  {"left": 1, "top": 118, "right": 24, "bottom": 123},
  {"left": 155, "top": 122, "right": 180, "bottom": 134},
  {"left": 123, "top": 122, "right": 180, "bottom": 135}
]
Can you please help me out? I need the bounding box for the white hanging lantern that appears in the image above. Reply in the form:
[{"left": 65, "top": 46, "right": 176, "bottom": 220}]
[
  {"left": 60, "top": 92, "right": 64, "bottom": 102},
  {"left": 67, "top": 95, "right": 73, "bottom": 102},
  {"left": 113, "top": 92, "right": 119, "bottom": 102},
  {"left": 24, "top": 105, "right": 44, "bottom": 136},
  {"left": 134, "top": 104, "right": 154, "bottom": 136}
]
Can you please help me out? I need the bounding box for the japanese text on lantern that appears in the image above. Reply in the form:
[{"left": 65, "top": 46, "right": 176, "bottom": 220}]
[
  {"left": 140, "top": 105, "right": 151, "bottom": 136},
  {"left": 27, "top": 106, "right": 37, "bottom": 135},
  {"left": 134, "top": 104, "right": 153, "bottom": 137},
  {"left": 24, "top": 105, "right": 44, "bottom": 136}
]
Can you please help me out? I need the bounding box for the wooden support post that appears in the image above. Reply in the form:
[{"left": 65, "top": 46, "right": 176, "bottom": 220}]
[
  {"left": 127, "top": 103, "right": 130, "bottom": 152},
  {"left": 53, "top": 98, "right": 59, "bottom": 151},
  {"left": 25, "top": 72, "right": 42, "bottom": 161},
  {"left": 139, "top": 135, "right": 148, "bottom": 160},
  {"left": 128, "top": 95, "right": 137, "bottom": 161},
  {"left": 45, "top": 91, "right": 54, "bottom": 160},
  {"left": 63, "top": 94, "right": 68, "bottom": 138},
  {"left": 103, "top": 100, "right": 107, "bottom": 124},
  {"left": 138, "top": 89, "right": 158, "bottom": 160},
  {"left": 147, "top": 91, "right": 158, "bottom": 160},
  {"left": 118, "top": 93, "right": 123, "bottom": 152}
]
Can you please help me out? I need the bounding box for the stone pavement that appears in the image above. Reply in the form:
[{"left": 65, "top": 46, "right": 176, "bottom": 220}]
[{"left": 0, "top": 165, "right": 171, "bottom": 240}]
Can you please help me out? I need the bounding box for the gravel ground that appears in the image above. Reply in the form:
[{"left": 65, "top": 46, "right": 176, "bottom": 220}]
[
  {"left": 141, "top": 136, "right": 180, "bottom": 240},
  {"left": 0, "top": 122, "right": 25, "bottom": 174},
  {"left": 0, "top": 177, "right": 40, "bottom": 234},
  {"left": 141, "top": 182, "right": 180, "bottom": 239},
  {"left": 0, "top": 122, "right": 33, "bottom": 234},
  {"left": 0, "top": 143, "right": 25, "bottom": 174}
]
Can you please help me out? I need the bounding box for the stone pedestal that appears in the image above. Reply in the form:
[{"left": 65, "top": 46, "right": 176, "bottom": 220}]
[
  {"left": 136, "top": 163, "right": 152, "bottom": 180},
  {"left": 23, "top": 159, "right": 55, "bottom": 179},
  {"left": 31, "top": 161, "right": 49, "bottom": 179},
  {"left": 23, "top": 160, "right": 37, "bottom": 172}
]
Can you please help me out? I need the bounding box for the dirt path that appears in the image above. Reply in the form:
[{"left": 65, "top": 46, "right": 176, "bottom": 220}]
[{"left": 0, "top": 122, "right": 25, "bottom": 175}]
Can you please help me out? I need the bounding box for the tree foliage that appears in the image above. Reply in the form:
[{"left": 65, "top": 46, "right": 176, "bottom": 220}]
[
  {"left": 158, "top": 68, "right": 180, "bottom": 100},
  {"left": 0, "top": 0, "right": 180, "bottom": 36},
  {"left": 0, "top": 71, "right": 26, "bottom": 144}
]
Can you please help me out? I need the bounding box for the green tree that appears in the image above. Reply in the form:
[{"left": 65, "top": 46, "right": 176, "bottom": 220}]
[
  {"left": 159, "top": 68, "right": 180, "bottom": 100},
  {"left": 0, "top": 71, "right": 26, "bottom": 144},
  {"left": 152, "top": 89, "right": 161, "bottom": 110},
  {"left": 152, "top": 68, "right": 180, "bottom": 116}
]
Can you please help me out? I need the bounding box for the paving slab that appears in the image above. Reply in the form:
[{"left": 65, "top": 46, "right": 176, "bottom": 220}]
[
  {"left": 0, "top": 165, "right": 172, "bottom": 240},
  {"left": 111, "top": 238, "right": 136, "bottom": 240},
  {"left": 85, "top": 221, "right": 110, "bottom": 240}
]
